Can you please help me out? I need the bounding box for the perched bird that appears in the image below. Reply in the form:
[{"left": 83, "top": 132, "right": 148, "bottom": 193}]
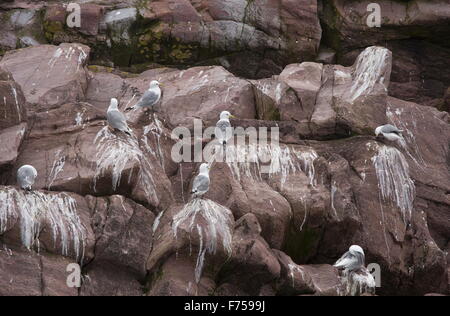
[
  {"left": 191, "top": 163, "right": 211, "bottom": 199},
  {"left": 107, "top": 98, "right": 132, "bottom": 136},
  {"left": 126, "top": 80, "right": 162, "bottom": 112},
  {"left": 375, "top": 124, "right": 404, "bottom": 142},
  {"left": 215, "top": 111, "right": 235, "bottom": 146},
  {"left": 17, "top": 165, "right": 38, "bottom": 191},
  {"left": 334, "top": 245, "right": 366, "bottom": 272}
]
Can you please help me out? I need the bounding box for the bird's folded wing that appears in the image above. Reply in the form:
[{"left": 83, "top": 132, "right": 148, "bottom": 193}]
[
  {"left": 137, "top": 90, "right": 159, "bottom": 107},
  {"left": 382, "top": 124, "right": 402, "bottom": 134},
  {"left": 334, "top": 251, "right": 353, "bottom": 268},
  {"left": 215, "top": 120, "right": 232, "bottom": 139},
  {"left": 108, "top": 110, "right": 129, "bottom": 130},
  {"left": 192, "top": 175, "right": 210, "bottom": 192}
]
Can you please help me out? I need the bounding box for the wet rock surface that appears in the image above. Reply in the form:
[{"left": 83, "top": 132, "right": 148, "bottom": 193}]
[
  {"left": 0, "top": 0, "right": 448, "bottom": 112},
  {"left": 0, "top": 2, "right": 449, "bottom": 297}
]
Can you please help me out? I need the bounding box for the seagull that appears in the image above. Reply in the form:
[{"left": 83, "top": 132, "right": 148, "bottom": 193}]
[
  {"left": 191, "top": 163, "right": 211, "bottom": 199},
  {"left": 107, "top": 98, "right": 132, "bottom": 136},
  {"left": 334, "top": 245, "right": 366, "bottom": 272},
  {"left": 375, "top": 124, "right": 404, "bottom": 142},
  {"left": 17, "top": 165, "right": 38, "bottom": 191},
  {"left": 215, "top": 111, "right": 235, "bottom": 146},
  {"left": 126, "top": 80, "right": 162, "bottom": 112}
]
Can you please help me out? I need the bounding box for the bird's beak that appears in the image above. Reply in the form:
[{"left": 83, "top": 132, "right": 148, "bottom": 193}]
[
  {"left": 159, "top": 83, "right": 164, "bottom": 87},
  {"left": 230, "top": 115, "right": 236, "bottom": 119}
]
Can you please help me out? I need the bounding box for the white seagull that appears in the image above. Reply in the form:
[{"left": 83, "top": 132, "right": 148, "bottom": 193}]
[
  {"left": 126, "top": 80, "right": 162, "bottom": 112},
  {"left": 215, "top": 111, "right": 235, "bottom": 146},
  {"left": 375, "top": 124, "right": 404, "bottom": 142},
  {"left": 107, "top": 98, "right": 132, "bottom": 136},
  {"left": 334, "top": 245, "right": 366, "bottom": 272},
  {"left": 191, "top": 163, "right": 211, "bottom": 199},
  {"left": 17, "top": 165, "right": 38, "bottom": 191}
]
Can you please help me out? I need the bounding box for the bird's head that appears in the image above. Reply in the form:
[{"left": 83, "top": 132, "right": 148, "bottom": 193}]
[
  {"left": 110, "top": 98, "right": 119, "bottom": 109},
  {"left": 349, "top": 245, "right": 364, "bottom": 256},
  {"left": 349, "top": 245, "right": 366, "bottom": 268},
  {"left": 199, "top": 163, "right": 210, "bottom": 174},
  {"left": 150, "top": 80, "right": 162, "bottom": 89},
  {"left": 220, "top": 111, "right": 236, "bottom": 120},
  {"left": 375, "top": 126, "right": 383, "bottom": 136}
]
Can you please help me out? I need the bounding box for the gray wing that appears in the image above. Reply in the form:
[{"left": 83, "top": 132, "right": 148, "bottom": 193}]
[
  {"left": 382, "top": 124, "right": 403, "bottom": 134},
  {"left": 334, "top": 251, "right": 354, "bottom": 269},
  {"left": 192, "top": 175, "right": 210, "bottom": 193},
  {"left": 107, "top": 110, "right": 129, "bottom": 131},
  {"left": 136, "top": 90, "right": 159, "bottom": 108},
  {"left": 215, "top": 120, "right": 232, "bottom": 140}
]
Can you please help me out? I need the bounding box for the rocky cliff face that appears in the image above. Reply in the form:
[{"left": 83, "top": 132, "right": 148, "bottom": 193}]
[{"left": 0, "top": 0, "right": 449, "bottom": 296}]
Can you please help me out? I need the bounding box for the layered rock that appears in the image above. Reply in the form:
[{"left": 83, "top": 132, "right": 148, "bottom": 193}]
[
  {"left": 0, "top": 43, "right": 90, "bottom": 112},
  {"left": 0, "top": 42, "right": 448, "bottom": 296},
  {"left": 0, "top": 0, "right": 322, "bottom": 79},
  {"left": 319, "top": 0, "right": 450, "bottom": 109},
  {"left": 0, "top": 67, "right": 27, "bottom": 173},
  {"left": 1, "top": 0, "right": 448, "bottom": 113}
]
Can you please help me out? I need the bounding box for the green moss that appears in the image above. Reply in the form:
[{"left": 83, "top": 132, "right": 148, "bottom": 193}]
[
  {"left": 88, "top": 65, "right": 113, "bottom": 73},
  {"left": 320, "top": 2, "right": 344, "bottom": 57},
  {"left": 135, "top": 0, "right": 150, "bottom": 11},
  {"left": 44, "top": 20, "right": 64, "bottom": 34},
  {"left": 144, "top": 266, "right": 164, "bottom": 294},
  {"left": 169, "top": 45, "right": 193, "bottom": 61},
  {"left": 284, "top": 227, "right": 320, "bottom": 263},
  {"left": 43, "top": 19, "right": 65, "bottom": 42},
  {"left": 94, "top": 9, "right": 232, "bottom": 72}
]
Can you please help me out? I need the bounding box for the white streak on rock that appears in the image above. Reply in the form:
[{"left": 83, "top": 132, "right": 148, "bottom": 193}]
[
  {"left": 0, "top": 188, "right": 86, "bottom": 262},
  {"left": 10, "top": 85, "right": 20, "bottom": 122},
  {"left": 75, "top": 112, "right": 84, "bottom": 127},
  {"left": 288, "top": 263, "right": 306, "bottom": 288},
  {"left": 350, "top": 47, "right": 390, "bottom": 102},
  {"left": 386, "top": 104, "right": 425, "bottom": 168},
  {"left": 372, "top": 145, "right": 415, "bottom": 223},
  {"left": 93, "top": 127, "right": 157, "bottom": 201},
  {"left": 48, "top": 149, "right": 66, "bottom": 190},
  {"left": 331, "top": 182, "right": 338, "bottom": 219},
  {"left": 142, "top": 115, "right": 165, "bottom": 172},
  {"left": 152, "top": 210, "right": 165, "bottom": 234},
  {"left": 172, "top": 199, "right": 233, "bottom": 284},
  {"left": 225, "top": 144, "right": 318, "bottom": 188},
  {"left": 338, "top": 270, "right": 376, "bottom": 296}
]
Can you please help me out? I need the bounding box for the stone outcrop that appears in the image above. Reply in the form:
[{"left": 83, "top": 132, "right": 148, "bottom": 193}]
[{"left": 0, "top": 2, "right": 449, "bottom": 297}]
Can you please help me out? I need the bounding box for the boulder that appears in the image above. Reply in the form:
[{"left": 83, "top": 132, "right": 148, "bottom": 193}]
[
  {"left": 216, "top": 214, "right": 281, "bottom": 295},
  {"left": 0, "top": 67, "right": 27, "bottom": 129},
  {"left": 320, "top": 0, "right": 450, "bottom": 109},
  {"left": 0, "top": 246, "right": 79, "bottom": 296},
  {"left": 147, "top": 199, "right": 235, "bottom": 295},
  {"left": 0, "top": 186, "right": 95, "bottom": 263},
  {"left": 0, "top": 43, "right": 90, "bottom": 112}
]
